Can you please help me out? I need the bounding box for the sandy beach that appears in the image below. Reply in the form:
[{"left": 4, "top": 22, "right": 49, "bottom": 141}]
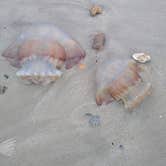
[{"left": 0, "top": 0, "right": 166, "bottom": 165}]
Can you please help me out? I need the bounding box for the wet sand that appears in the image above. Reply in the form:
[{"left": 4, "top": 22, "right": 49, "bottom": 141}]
[{"left": 0, "top": 0, "right": 166, "bottom": 165}]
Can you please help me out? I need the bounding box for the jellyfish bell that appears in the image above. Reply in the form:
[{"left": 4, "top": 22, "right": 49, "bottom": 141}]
[
  {"left": 2, "top": 24, "right": 85, "bottom": 84},
  {"left": 95, "top": 59, "right": 152, "bottom": 110}
]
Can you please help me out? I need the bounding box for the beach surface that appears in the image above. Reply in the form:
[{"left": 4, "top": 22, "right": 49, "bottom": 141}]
[{"left": 0, "top": 0, "right": 166, "bottom": 165}]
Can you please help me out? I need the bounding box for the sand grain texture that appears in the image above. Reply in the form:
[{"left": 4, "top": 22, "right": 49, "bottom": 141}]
[{"left": 0, "top": 0, "right": 166, "bottom": 166}]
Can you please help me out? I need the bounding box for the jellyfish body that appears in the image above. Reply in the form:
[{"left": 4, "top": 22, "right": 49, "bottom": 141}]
[
  {"left": 96, "top": 59, "right": 152, "bottom": 110},
  {"left": 2, "top": 24, "right": 85, "bottom": 84}
]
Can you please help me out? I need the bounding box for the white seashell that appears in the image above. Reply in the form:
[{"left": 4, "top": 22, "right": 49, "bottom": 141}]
[
  {"left": 132, "top": 53, "right": 151, "bottom": 63},
  {"left": 0, "top": 138, "right": 16, "bottom": 157}
]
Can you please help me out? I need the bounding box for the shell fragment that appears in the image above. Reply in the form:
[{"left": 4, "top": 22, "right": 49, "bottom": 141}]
[{"left": 132, "top": 53, "right": 151, "bottom": 63}]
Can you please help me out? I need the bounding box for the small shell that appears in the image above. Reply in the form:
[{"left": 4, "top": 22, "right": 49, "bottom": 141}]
[
  {"left": 2, "top": 24, "right": 85, "bottom": 84},
  {"left": 96, "top": 59, "right": 152, "bottom": 110},
  {"left": 0, "top": 85, "right": 7, "bottom": 94},
  {"left": 88, "top": 115, "right": 101, "bottom": 127},
  {"left": 132, "top": 53, "right": 151, "bottom": 63},
  {"left": 92, "top": 33, "right": 105, "bottom": 50},
  {"left": 89, "top": 5, "right": 103, "bottom": 17}
]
